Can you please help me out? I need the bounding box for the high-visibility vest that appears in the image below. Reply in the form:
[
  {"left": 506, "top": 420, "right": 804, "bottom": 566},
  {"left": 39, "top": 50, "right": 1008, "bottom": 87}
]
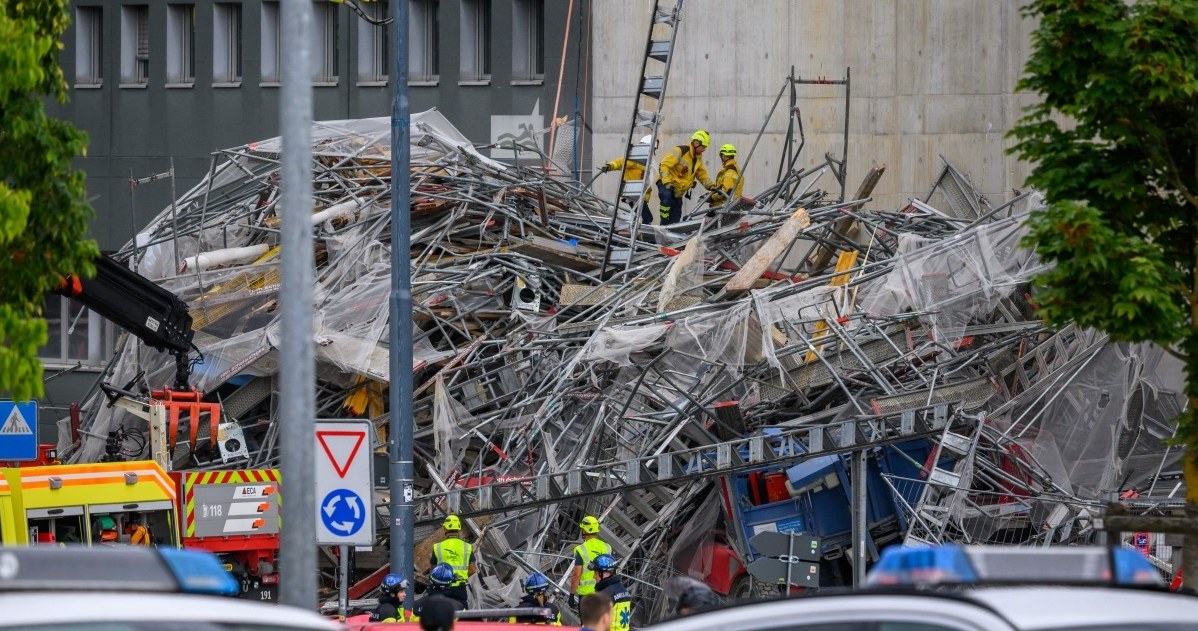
[
  {"left": 573, "top": 538, "right": 612, "bottom": 595},
  {"left": 433, "top": 537, "right": 473, "bottom": 585}
]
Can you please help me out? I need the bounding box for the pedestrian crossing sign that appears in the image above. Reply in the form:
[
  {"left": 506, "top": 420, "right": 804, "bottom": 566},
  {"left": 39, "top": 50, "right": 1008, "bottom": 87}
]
[{"left": 0, "top": 401, "right": 37, "bottom": 461}]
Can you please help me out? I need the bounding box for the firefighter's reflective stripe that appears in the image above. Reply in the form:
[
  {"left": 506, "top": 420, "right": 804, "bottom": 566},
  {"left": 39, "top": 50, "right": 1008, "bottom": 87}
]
[
  {"left": 433, "top": 538, "right": 473, "bottom": 585},
  {"left": 574, "top": 538, "right": 612, "bottom": 595}
]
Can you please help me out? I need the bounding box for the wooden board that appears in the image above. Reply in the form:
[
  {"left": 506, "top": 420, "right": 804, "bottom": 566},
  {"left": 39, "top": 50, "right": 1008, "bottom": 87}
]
[{"left": 722, "top": 208, "right": 811, "bottom": 295}]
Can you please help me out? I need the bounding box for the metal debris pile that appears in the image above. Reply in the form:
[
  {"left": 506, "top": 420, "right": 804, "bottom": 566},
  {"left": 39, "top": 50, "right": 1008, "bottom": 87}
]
[{"left": 58, "top": 111, "right": 1185, "bottom": 619}]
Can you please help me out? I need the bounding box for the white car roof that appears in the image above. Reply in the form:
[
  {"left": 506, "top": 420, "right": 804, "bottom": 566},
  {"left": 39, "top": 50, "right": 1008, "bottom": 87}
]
[
  {"left": 965, "top": 587, "right": 1198, "bottom": 629},
  {"left": 0, "top": 592, "right": 338, "bottom": 629}
]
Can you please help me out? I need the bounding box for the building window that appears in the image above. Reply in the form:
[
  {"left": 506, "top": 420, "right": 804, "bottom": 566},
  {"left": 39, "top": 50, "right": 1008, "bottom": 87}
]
[
  {"left": 313, "top": 1, "right": 338, "bottom": 84},
  {"left": 460, "top": 0, "right": 490, "bottom": 83},
  {"left": 356, "top": 0, "right": 388, "bottom": 83},
  {"left": 166, "top": 4, "right": 196, "bottom": 85},
  {"left": 213, "top": 3, "right": 242, "bottom": 84},
  {"left": 75, "top": 6, "right": 103, "bottom": 86},
  {"left": 512, "top": 0, "right": 543, "bottom": 82},
  {"left": 38, "top": 296, "right": 113, "bottom": 368},
  {"left": 260, "top": 1, "right": 280, "bottom": 83},
  {"left": 120, "top": 5, "right": 149, "bottom": 85},
  {"left": 408, "top": 0, "right": 438, "bottom": 83}
]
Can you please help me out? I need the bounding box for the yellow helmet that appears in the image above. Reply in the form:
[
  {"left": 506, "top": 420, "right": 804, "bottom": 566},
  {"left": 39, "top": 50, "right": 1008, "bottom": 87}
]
[
  {"left": 443, "top": 514, "right": 462, "bottom": 531},
  {"left": 690, "top": 130, "right": 711, "bottom": 147},
  {"left": 719, "top": 144, "right": 736, "bottom": 157},
  {"left": 580, "top": 515, "right": 601, "bottom": 534}
]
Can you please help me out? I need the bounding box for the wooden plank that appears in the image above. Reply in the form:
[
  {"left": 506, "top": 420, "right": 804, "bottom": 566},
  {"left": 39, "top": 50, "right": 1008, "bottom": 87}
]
[{"left": 722, "top": 208, "right": 811, "bottom": 295}]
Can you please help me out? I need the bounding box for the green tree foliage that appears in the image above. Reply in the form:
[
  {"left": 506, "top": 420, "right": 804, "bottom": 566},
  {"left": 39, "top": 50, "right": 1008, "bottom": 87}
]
[
  {"left": 0, "top": 0, "right": 99, "bottom": 400},
  {"left": 1009, "top": 0, "right": 1197, "bottom": 586}
]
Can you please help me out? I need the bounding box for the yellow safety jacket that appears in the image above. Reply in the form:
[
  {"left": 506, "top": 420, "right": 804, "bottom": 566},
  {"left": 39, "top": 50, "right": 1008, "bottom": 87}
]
[
  {"left": 573, "top": 537, "right": 612, "bottom": 596},
  {"left": 709, "top": 158, "right": 744, "bottom": 206},
  {"left": 433, "top": 537, "right": 473, "bottom": 586},
  {"left": 128, "top": 525, "right": 152, "bottom": 546},
  {"left": 659, "top": 144, "right": 712, "bottom": 196},
  {"left": 605, "top": 158, "right": 651, "bottom": 201}
]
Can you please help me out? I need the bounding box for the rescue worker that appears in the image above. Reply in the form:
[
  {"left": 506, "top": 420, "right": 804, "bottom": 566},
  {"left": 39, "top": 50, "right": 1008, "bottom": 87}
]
[
  {"left": 569, "top": 515, "right": 612, "bottom": 611},
  {"left": 429, "top": 514, "right": 475, "bottom": 607},
  {"left": 578, "top": 592, "right": 614, "bottom": 631},
  {"left": 656, "top": 130, "right": 715, "bottom": 225},
  {"left": 415, "top": 563, "right": 467, "bottom": 615},
  {"left": 370, "top": 573, "right": 414, "bottom": 622},
  {"left": 93, "top": 515, "right": 118, "bottom": 544},
  {"left": 124, "top": 515, "right": 152, "bottom": 546},
  {"left": 598, "top": 135, "right": 655, "bottom": 222},
  {"left": 665, "top": 575, "right": 719, "bottom": 616},
  {"left": 418, "top": 595, "right": 458, "bottom": 631},
  {"left": 707, "top": 144, "right": 744, "bottom": 213},
  {"left": 591, "top": 554, "right": 633, "bottom": 631},
  {"left": 509, "top": 572, "right": 562, "bottom": 625}
]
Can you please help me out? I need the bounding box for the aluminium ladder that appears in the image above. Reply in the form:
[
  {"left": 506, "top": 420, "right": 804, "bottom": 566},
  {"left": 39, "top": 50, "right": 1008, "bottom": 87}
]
[{"left": 599, "top": 0, "right": 686, "bottom": 276}]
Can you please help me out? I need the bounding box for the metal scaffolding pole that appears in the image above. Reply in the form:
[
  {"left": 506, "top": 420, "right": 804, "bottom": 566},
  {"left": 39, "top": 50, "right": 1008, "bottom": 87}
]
[{"left": 278, "top": 0, "right": 316, "bottom": 610}]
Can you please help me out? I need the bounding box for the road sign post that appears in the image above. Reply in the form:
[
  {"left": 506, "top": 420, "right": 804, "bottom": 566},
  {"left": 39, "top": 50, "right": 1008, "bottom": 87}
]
[
  {"left": 315, "top": 420, "right": 375, "bottom": 546},
  {"left": 0, "top": 402, "right": 38, "bottom": 462}
]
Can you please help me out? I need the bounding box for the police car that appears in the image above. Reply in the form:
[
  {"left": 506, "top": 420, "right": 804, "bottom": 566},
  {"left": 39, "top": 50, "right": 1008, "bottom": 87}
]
[
  {"left": 0, "top": 546, "right": 337, "bottom": 630},
  {"left": 645, "top": 545, "right": 1198, "bottom": 631}
]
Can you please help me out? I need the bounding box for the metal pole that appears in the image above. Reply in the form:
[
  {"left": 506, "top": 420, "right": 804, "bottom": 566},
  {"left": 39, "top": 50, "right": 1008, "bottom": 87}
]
[
  {"left": 389, "top": 0, "right": 415, "bottom": 613},
  {"left": 840, "top": 68, "right": 850, "bottom": 203},
  {"left": 169, "top": 157, "right": 180, "bottom": 272},
  {"left": 279, "top": 0, "right": 316, "bottom": 610},
  {"left": 851, "top": 449, "right": 868, "bottom": 587},
  {"left": 338, "top": 545, "right": 350, "bottom": 620},
  {"left": 783, "top": 531, "right": 795, "bottom": 596}
]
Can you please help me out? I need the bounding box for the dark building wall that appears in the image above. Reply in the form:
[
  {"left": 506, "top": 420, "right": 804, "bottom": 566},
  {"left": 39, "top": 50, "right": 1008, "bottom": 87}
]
[{"left": 42, "top": 0, "right": 591, "bottom": 418}]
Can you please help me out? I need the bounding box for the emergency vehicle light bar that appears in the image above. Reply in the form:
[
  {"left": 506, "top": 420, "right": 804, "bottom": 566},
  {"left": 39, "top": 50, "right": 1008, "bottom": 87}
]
[
  {"left": 0, "top": 546, "right": 239, "bottom": 597},
  {"left": 866, "top": 545, "right": 1163, "bottom": 588}
]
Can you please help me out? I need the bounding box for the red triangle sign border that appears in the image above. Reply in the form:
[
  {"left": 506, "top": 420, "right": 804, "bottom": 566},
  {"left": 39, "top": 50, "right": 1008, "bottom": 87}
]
[{"left": 316, "top": 430, "right": 365, "bottom": 478}]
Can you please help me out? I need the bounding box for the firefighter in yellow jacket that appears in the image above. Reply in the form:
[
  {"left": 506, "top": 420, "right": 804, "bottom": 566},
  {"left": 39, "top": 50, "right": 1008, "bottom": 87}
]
[
  {"left": 568, "top": 515, "right": 612, "bottom": 611},
  {"left": 708, "top": 144, "right": 744, "bottom": 210},
  {"left": 430, "top": 514, "right": 476, "bottom": 607},
  {"left": 657, "top": 130, "right": 716, "bottom": 225},
  {"left": 599, "top": 135, "right": 656, "bottom": 224}
]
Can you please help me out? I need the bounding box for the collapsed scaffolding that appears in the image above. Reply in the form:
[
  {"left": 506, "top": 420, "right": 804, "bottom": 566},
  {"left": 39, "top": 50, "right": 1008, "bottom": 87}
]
[{"left": 55, "top": 109, "right": 1187, "bottom": 620}]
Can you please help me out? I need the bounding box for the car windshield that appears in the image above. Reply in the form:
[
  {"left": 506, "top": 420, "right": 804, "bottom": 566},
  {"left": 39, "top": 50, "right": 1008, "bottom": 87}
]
[{"left": 4, "top": 625, "right": 322, "bottom": 631}]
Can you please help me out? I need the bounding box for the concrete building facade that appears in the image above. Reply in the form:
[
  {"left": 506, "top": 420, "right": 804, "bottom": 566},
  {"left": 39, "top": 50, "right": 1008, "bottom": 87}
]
[{"left": 590, "top": 0, "right": 1037, "bottom": 212}]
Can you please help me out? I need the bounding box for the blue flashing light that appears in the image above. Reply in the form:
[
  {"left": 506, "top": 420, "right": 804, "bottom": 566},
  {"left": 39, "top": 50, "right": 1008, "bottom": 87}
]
[
  {"left": 159, "top": 548, "right": 241, "bottom": 596},
  {"left": 1111, "top": 548, "right": 1165, "bottom": 586},
  {"left": 867, "top": 544, "right": 978, "bottom": 586},
  {"left": 867, "top": 545, "right": 1166, "bottom": 588}
]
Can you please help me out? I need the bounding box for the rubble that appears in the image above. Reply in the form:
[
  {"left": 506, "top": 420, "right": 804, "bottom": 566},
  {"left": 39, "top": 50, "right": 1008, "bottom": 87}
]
[{"left": 58, "top": 110, "right": 1185, "bottom": 621}]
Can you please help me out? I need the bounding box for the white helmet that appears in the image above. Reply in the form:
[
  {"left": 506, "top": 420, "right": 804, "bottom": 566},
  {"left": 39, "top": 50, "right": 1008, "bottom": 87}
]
[{"left": 638, "top": 135, "right": 653, "bottom": 145}]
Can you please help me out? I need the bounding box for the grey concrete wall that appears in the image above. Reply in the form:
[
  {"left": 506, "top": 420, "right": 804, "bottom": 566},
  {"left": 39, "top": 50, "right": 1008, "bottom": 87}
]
[{"left": 591, "top": 0, "right": 1038, "bottom": 211}]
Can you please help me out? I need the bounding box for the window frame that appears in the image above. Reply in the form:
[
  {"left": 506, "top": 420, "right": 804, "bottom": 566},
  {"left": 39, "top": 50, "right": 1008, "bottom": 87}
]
[
  {"left": 313, "top": 0, "right": 339, "bottom": 85},
  {"left": 38, "top": 295, "right": 115, "bottom": 370},
  {"left": 408, "top": 0, "right": 439, "bottom": 85},
  {"left": 511, "top": 0, "right": 544, "bottom": 84},
  {"left": 74, "top": 6, "right": 104, "bottom": 88},
  {"left": 119, "top": 4, "right": 149, "bottom": 87},
  {"left": 213, "top": 2, "right": 242, "bottom": 86},
  {"left": 260, "top": 0, "right": 281, "bottom": 85},
  {"left": 459, "top": 0, "right": 491, "bottom": 84},
  {"left": 356, "top": 0, "right": 388, "bottom": 85},
  {"left": 166, "top": 3, "right": 196, "bottom": 86}
]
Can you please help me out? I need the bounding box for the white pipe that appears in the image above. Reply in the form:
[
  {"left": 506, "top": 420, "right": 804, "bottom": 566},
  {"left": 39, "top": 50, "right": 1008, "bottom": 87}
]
[
  {"left": 310, "top": 199, "right": 360, "bottom": 226},
  {"left": 179, "top": 243, "right": 270, "bottom": 273}
]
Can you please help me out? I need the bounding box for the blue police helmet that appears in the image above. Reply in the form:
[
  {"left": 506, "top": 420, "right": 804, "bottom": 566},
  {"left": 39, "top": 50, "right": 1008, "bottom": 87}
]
[
  {"left": 430, "top": 563, "right": 456, "bottom": 586},
  {"left": 382, "top": 573, "right": 408, "bottom": 592},
  {"left": 524, "top": 572, "right": 550, "bottom": 593},
  {"left": 589, "top": 554, "right": 618, "bottom": 573}
]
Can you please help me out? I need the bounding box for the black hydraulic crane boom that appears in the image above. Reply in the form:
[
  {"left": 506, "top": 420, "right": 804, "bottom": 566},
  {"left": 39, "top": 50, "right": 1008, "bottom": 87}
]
[{"left": 57, "top": 254, "right": 195, "bottom": 390}]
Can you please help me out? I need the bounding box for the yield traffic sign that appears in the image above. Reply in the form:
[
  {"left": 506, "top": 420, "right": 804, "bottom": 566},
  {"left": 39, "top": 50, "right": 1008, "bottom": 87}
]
[
  {"left": 315, "top": 420, "right": 374, "bottom": 545},
  {"left": 0, "top": 402, "right": 38, "bottom": 461}
]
